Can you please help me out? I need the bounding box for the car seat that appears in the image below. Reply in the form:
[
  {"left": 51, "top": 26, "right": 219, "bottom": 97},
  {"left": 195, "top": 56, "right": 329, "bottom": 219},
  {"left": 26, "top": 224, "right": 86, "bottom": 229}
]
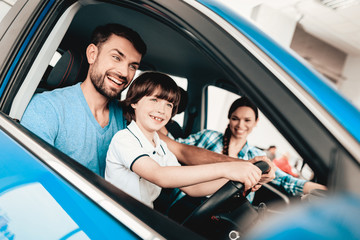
[
  {"left": 165, "top": 87, "right": 188, "bottom": 139},
  {"left": 37, "top": 49, "right": 88, "bottom": 92}
]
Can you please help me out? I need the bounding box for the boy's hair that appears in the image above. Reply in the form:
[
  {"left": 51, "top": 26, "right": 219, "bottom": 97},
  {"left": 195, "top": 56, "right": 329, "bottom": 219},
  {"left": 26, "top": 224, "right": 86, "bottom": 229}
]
[
  {"left": 122, "top": 71, "right": 181, "bottom": 122},
  {"left": 91, "top": 23, "right": 147, "bottom": 56}
]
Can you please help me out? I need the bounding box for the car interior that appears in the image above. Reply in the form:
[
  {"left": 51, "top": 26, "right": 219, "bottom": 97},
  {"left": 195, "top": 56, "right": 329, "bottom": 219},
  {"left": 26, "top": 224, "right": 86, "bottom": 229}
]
[{"left": 3, "top": 0, "right": 342, "bottom": 238}]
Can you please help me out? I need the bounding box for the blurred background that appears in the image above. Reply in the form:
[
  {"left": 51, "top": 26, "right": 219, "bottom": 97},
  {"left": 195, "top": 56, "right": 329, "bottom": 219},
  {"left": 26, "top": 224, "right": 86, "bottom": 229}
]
[{"left": 220, "top": 0, "right": 360, "bottom": 110}]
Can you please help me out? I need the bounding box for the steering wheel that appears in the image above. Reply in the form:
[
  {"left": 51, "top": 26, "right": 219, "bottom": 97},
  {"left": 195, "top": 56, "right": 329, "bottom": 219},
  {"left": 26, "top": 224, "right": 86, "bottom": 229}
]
[{"left": 182, "top": 161, "right": 270, "bottom": 230}]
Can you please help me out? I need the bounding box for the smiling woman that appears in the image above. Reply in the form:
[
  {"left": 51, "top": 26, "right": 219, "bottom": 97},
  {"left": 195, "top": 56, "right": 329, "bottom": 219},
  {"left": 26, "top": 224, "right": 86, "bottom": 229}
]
[{"left": 173, "top": 96, "right": 325, "bottom": 206}]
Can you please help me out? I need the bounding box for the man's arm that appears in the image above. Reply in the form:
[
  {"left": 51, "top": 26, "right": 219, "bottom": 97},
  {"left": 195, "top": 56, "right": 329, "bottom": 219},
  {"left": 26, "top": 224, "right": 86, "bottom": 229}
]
[
  {"left": 159, "top": 132, "right": 275, "bottom": 183},
  {"left": 20, "top": 94, "right": 58, "bottom": 145},
  {"left": 159, "top": 131, "right": 241, "bottom": 165}
]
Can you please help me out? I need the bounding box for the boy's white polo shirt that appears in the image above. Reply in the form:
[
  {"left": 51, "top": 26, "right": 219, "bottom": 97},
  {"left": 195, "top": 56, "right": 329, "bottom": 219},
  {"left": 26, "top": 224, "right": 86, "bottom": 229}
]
[{"left": 105, "top": 120, "right": 180, "bottom": 208}]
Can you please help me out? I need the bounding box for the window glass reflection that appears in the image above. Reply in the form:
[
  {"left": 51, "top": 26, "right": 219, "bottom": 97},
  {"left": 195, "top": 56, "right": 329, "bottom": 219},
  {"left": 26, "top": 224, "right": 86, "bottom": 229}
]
[{"left": 0, "top": 183, "right": 89, "bottom": 240}]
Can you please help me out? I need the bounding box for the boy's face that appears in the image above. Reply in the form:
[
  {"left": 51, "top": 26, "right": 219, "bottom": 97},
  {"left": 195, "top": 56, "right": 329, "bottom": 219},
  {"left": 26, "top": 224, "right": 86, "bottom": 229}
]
[
  {"left": 131, "top": 90, "right": 173, "bottom": 135},
  {"left": 88, "top": 34, "right": 142, "bottom": 99}
]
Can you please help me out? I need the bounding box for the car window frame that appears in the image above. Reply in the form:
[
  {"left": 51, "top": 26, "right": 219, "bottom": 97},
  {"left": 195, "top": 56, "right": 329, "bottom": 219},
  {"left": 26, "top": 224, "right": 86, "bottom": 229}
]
[
  {"left": 9, "top": 2, "right": 81, "bottom": 120},
  {"left": 0, "top": 0, "right": 57, "bottom": 111}
]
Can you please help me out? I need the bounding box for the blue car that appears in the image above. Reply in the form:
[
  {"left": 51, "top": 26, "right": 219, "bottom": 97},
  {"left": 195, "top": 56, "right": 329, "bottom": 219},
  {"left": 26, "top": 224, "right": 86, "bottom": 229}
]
[{"left": 0, "top": 0, "right": 359, "bottom": 239}]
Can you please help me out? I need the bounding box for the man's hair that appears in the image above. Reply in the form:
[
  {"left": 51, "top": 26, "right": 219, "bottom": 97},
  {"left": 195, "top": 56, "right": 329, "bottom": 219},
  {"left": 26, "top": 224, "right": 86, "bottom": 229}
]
[
  {"left": 122, "top": 71, "right": 181, "bottom": 122},
  {"left": 91, "top": 23, "right": 147, "bottom": 56}
]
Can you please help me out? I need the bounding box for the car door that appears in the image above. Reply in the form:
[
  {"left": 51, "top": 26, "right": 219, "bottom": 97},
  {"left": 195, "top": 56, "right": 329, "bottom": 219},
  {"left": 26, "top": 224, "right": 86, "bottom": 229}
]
[{"left": 0, "top": 1, "right": 205, "bottom": 239}]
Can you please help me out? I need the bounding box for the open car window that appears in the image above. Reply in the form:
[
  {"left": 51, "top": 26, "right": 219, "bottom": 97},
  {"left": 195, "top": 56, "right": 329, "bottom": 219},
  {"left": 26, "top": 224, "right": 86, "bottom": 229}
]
[
  {"left": 5, "top": 0, "right": 347, "bottom": 193},
  {"left": 205, "top": 85, "right": 315, "bottom": 182}
]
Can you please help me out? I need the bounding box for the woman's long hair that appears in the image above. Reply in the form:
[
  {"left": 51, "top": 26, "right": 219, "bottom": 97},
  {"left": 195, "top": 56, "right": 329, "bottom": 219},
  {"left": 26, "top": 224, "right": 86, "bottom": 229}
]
[{"left": 222, "top": 96, "right": 258, "bottom": 155}]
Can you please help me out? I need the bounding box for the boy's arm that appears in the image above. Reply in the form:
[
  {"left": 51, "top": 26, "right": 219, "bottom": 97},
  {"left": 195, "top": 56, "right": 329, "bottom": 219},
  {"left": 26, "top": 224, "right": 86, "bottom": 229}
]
[{"left": 132, "top": 155, "right": 262, "bottom": 193}]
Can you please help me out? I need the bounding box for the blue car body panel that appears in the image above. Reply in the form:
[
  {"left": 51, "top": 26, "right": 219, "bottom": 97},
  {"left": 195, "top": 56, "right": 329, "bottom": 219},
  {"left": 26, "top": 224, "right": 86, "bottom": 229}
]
[
  {"left": 247, "top": 193, "right": 360, "bottom": 239},
  {"left": 0, "top": 129, "right": 138, "bottom": 239},
  {"left": 197, "top": 0, "right": 360, "bottom": 143}
]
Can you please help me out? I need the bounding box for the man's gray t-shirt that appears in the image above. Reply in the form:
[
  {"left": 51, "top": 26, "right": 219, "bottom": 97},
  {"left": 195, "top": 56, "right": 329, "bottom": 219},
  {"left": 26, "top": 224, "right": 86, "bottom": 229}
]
[{"left": 21, "top": 83, "right": 126, "bottom": 176}]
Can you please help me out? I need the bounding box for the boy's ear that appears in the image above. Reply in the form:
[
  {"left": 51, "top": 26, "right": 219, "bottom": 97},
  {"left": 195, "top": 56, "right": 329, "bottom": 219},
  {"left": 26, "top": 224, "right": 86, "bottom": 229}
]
[{"left": 131, "top": 103, "right": 137, "bottom": 109}]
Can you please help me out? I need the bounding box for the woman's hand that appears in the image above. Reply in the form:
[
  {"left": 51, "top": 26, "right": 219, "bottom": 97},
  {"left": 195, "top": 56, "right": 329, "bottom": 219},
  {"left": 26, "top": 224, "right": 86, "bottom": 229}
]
[
  {"left": 303, "top": 182, "right": 327, "bottom": 194},
  {"left": 249, "top": 155, "right": 277, "bottom": 186},
  {"left": 224, "top": 161, "right": 262, "bottom": 191}
]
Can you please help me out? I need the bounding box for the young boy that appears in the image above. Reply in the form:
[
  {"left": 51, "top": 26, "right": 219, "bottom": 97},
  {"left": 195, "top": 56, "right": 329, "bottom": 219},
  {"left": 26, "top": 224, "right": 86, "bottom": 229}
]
[{"left": 105, "top": 72, "right": 262, "bottom": 208}]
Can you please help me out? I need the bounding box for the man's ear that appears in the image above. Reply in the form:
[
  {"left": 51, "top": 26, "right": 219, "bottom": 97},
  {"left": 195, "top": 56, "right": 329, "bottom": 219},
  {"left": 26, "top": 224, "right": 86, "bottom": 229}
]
[{"left": 86, "top": 43, "right": 98, "bottom": 64}]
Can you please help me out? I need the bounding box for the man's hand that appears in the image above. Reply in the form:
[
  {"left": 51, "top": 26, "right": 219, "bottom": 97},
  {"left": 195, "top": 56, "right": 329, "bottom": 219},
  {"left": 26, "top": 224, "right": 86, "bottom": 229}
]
[{"left": 159, "top": 126, "right": 169, "bottom": 136}]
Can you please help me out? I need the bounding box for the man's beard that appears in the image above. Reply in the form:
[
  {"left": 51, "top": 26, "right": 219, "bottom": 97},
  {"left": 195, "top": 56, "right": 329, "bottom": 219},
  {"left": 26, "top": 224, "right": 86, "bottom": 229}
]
[{"left": 90, "top": 69, "right": 124, "bottom": 100}]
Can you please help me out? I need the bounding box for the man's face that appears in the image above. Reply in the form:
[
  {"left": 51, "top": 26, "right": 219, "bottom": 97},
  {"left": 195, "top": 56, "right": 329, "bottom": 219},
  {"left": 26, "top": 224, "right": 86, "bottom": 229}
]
[{"left": 89, "top": 35, "right": 142, "bottom": 99}]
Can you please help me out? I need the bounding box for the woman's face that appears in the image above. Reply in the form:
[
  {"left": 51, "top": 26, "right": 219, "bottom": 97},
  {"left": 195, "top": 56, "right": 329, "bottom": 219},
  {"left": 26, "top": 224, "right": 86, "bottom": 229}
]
[{"left": 229, "top": 106, "right": 258, "bottom": 140}]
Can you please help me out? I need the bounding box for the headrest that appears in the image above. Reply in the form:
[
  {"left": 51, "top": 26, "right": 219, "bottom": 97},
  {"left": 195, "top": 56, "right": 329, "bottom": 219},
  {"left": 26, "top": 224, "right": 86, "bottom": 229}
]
[
  {"left": 45, "top": 49, "right": 88, "bottom": 90},
  {"left": 177, "top": 87, "right": 188, "bottom": 114}
]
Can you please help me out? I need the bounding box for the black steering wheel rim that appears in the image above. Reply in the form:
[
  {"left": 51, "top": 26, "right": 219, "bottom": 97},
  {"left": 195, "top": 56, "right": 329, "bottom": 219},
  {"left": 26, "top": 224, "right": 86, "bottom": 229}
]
[{"left": 182, "top": 161, "right": 270, "bottom": 229}]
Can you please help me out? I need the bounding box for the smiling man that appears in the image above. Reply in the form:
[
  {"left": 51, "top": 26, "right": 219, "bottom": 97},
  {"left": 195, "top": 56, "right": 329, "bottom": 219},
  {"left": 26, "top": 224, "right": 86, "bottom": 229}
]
[
  {"left": 20, "top": 24, "right": 275, "bottom": 185},
  {"left": 21, "top": 24, "right": 146, "bottom": 176}
]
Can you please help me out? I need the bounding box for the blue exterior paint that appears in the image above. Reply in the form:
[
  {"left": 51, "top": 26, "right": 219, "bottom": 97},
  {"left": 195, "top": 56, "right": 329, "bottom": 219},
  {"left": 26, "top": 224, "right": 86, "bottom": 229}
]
[
  {"left": 247, "top": 193, "right": 360, "bottom": 239},
  {"left": 197, "top": 0, "right": 360, "bottom": 142},
  {"left": 0, "top": 1, "right": 55, "bottom": 98},
  {"left": 0, "top": 129, "right": 138, "bottom": 239}
]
